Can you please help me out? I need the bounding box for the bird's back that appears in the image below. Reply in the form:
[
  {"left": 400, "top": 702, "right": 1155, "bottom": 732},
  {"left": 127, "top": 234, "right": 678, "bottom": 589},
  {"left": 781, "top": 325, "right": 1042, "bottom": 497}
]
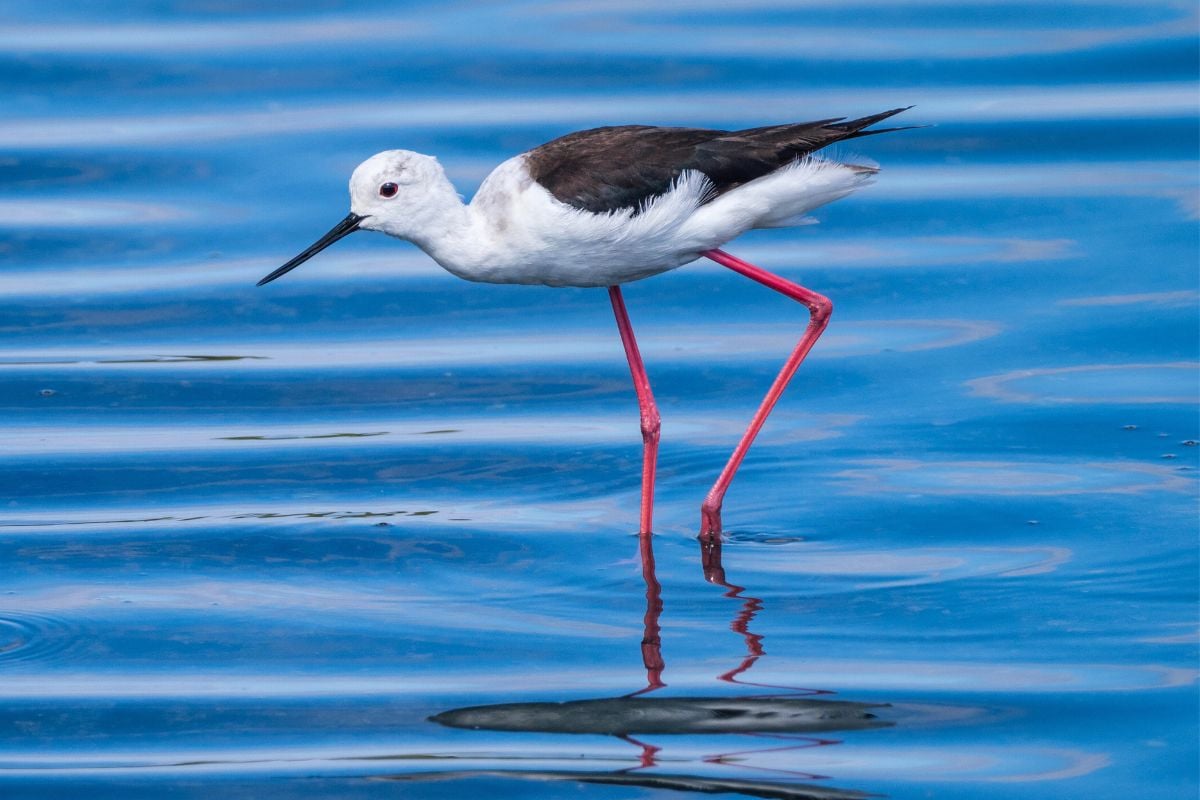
[{"left": 525, "top": 108, "right": 913, "bottom": 216}]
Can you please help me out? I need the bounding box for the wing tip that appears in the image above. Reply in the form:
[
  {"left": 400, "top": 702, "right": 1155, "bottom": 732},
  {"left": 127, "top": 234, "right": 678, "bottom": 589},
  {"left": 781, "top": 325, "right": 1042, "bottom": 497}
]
[{"left": 834, "top": 106, "right": 929, "bottom": 141}]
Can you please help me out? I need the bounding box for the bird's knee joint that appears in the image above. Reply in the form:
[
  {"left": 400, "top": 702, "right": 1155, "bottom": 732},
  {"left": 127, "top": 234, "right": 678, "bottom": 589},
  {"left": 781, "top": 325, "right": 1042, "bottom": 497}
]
[
  {"left": 808, "top": 294, "right": 833, "bottom": 325},
  {"left": 640, "top": 412, "right": 661, "bottom": 441}
]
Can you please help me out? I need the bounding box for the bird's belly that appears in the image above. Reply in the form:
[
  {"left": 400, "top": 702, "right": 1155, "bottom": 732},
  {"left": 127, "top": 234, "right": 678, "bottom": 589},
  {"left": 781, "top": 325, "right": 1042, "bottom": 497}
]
[{"left": 460, "top": 245, "right": 701, "bottom": 288}]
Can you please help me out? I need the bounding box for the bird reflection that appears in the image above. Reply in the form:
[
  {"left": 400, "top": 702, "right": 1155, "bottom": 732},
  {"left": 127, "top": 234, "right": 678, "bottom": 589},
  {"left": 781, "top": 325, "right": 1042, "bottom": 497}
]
[{"left": 425, "top": 531, "right": 891, "bottom": 797}]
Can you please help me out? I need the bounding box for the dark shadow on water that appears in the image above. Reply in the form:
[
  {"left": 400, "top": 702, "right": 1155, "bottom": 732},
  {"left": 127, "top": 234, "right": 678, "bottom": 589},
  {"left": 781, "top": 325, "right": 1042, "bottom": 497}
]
[
  {"left": 431, "top": 695, "right": 889, "bottom": 736},
  {"left": 423, "top": 531, "right": 893, "bottom": 798}
]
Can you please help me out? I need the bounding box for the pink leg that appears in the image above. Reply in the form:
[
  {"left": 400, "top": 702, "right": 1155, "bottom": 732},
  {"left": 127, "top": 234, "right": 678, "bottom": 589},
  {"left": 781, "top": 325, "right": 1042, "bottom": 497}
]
[
  {"left": 609, "top": 286, "right": 661, "bottom": 535},
  {"left": 698, "top": 248, "right": 833, "bottom": 537}
]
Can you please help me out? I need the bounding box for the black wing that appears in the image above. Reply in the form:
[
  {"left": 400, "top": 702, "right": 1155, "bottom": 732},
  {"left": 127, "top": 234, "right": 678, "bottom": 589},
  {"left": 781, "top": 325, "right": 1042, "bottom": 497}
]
[{"left": 525, "top": 107, "right": 914, "bottom": 214}]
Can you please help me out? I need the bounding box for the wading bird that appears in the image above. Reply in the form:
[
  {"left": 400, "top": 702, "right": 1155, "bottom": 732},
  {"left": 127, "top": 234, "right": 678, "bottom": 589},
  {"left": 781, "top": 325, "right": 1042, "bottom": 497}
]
[{"left": 258, "top": 108, "right": 914, "bottom": 539}]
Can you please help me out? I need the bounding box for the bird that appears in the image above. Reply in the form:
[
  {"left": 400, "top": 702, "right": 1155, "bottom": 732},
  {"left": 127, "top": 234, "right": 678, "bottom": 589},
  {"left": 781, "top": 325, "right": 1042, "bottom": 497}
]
[{"left": 258, "top": 108, "right": 916, "bottom": 540}]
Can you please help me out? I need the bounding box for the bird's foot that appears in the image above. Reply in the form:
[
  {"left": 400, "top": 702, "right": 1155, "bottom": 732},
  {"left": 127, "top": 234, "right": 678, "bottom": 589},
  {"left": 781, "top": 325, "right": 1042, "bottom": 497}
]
[
  {"left": 700, "top": 501, "right": 722, "bottom": 538},
  {"left": 698, "top": 502, "right": 725, "bottom": 583},
  {"left": 698, "top": 532, "right": 726, "bottom": 585}
]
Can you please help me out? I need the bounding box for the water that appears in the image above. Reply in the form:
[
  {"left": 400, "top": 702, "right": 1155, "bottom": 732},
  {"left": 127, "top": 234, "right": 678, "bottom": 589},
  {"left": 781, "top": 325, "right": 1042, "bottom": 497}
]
[{"left": 2, "top": 2, "right": 1197, "bottom": 798}]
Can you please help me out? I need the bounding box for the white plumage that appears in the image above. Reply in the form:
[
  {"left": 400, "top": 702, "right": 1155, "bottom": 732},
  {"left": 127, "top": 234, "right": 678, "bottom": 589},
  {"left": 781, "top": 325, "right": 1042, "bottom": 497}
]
[{"left": 346, "top": 150, "right": 874, "bottom": 288}]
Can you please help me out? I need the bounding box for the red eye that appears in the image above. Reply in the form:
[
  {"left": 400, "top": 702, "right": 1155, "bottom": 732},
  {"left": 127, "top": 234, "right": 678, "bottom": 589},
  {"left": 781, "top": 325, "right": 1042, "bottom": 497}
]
[{"left": 379, "top": 182, "right": 398, "bottom": 198}]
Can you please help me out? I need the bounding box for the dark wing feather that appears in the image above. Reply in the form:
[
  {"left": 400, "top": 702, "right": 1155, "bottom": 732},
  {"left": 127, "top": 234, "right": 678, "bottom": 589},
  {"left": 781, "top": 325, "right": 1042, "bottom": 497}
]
[
  {"left": 525, "top": 126, "right": 724, "bottom": 214},
  {"left": 526, "top": 107, "right": 915, "bottom": 214}
]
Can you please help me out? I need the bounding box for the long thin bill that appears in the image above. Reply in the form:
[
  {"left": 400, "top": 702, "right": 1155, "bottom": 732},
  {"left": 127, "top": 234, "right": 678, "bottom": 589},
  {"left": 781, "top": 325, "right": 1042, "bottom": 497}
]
[{"left": 256, "top": 212, "right": 365, "bottom": 286}]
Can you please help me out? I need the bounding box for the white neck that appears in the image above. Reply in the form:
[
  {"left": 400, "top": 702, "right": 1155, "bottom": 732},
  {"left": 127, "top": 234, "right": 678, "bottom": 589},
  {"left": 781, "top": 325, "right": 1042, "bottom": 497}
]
[
  {"left": 361, "top": 170, "right": 492, "bottom": 281},
  {"left": 404, "top": 179, "right": 475, "bottom": 269}
]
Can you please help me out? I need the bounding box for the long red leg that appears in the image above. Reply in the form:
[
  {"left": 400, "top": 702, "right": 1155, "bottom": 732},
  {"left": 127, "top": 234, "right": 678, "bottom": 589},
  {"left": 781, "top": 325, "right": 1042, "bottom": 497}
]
[
  {"left": 698, "top": 249, "right": 833, "bottom": 539},
  {"left": 609, "top": 286, "right": 661, "bottom": 535}
]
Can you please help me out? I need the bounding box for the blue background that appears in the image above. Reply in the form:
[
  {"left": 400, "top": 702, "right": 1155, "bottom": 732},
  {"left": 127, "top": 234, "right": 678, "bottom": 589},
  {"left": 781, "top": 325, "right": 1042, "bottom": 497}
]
[{"left": 1, "top": 2, "right": 1197, "bottom": 798}]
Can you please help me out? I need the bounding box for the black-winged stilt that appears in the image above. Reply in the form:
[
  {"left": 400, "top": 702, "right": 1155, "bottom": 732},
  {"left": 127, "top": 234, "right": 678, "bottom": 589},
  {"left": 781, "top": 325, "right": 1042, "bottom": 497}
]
[{"left": 258, "top": 108, "right": 915, "bottom": 540}]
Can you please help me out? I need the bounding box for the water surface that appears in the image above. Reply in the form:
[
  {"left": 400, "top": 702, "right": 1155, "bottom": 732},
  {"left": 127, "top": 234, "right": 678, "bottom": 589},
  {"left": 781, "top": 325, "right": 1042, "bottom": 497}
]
[{"left": 1, "top": 2, "right": 1197, "bottom": 798}]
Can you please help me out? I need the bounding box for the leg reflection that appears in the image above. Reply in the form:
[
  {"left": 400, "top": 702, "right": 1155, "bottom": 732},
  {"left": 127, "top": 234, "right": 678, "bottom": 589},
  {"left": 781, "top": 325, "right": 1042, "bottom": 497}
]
[
  {"left": 703, "top": 535, "right": 833, "bottom": 696},
  {"left": 616, "top": 733, "right": 662, "bottom": 772},
  {"left": 627, "top": 530, "right": 665, "bottom": 697}
]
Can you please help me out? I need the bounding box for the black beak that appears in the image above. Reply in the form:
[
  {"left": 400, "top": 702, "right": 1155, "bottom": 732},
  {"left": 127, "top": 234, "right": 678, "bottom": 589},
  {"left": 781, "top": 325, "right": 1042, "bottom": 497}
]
[{"left": 257, "top": 212, "right": 366, "bottom": 286}]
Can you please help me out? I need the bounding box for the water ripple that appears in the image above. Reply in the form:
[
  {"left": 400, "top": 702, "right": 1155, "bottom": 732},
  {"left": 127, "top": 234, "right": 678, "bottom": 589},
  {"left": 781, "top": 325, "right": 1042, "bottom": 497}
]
[
  {"left": 2, "top": 0, "right": 1192, "bottom": 59},
  {"left": 0, "top": 411, "right": 854, "bottom": 456},
  {"left": 0, "top": 611, "right": 82, "bottom": 666},
  {"left": 1, "top": 84, "right": 1194, "bottom": 149},
  {"left": 0, "top": 319, "right": 996, "bottom": 370},
  {"left": 736, "top": 544, "right": 1075, "bottom": 587},
  {"left": 833, "top": 458, "right": 1193, "bottom": 495},
  {"left": 967, "top": 362, "right": 1199, "bottom": 404}
]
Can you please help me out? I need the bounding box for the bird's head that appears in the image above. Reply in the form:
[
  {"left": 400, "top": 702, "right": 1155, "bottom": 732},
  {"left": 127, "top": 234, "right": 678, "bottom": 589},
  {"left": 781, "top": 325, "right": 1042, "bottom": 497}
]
[
  {"left": 256, "top": 149, "right": 449, "bottom": 287},
  {"left": 349, "top": 150, "right": 450, "bottom": 237}
]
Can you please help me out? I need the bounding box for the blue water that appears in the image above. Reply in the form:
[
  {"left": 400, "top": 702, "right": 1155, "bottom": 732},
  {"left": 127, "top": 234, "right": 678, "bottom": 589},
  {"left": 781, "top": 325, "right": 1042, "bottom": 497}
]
[{"left": 2, "top": 3, "right": 1197, "bottom": 798}]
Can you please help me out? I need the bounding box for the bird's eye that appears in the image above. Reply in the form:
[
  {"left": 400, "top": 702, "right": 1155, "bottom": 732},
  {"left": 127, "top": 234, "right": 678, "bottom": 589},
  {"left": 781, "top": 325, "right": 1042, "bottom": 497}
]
[{"left": 379, "top": 182, "right": 399, "bottom": 198}]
